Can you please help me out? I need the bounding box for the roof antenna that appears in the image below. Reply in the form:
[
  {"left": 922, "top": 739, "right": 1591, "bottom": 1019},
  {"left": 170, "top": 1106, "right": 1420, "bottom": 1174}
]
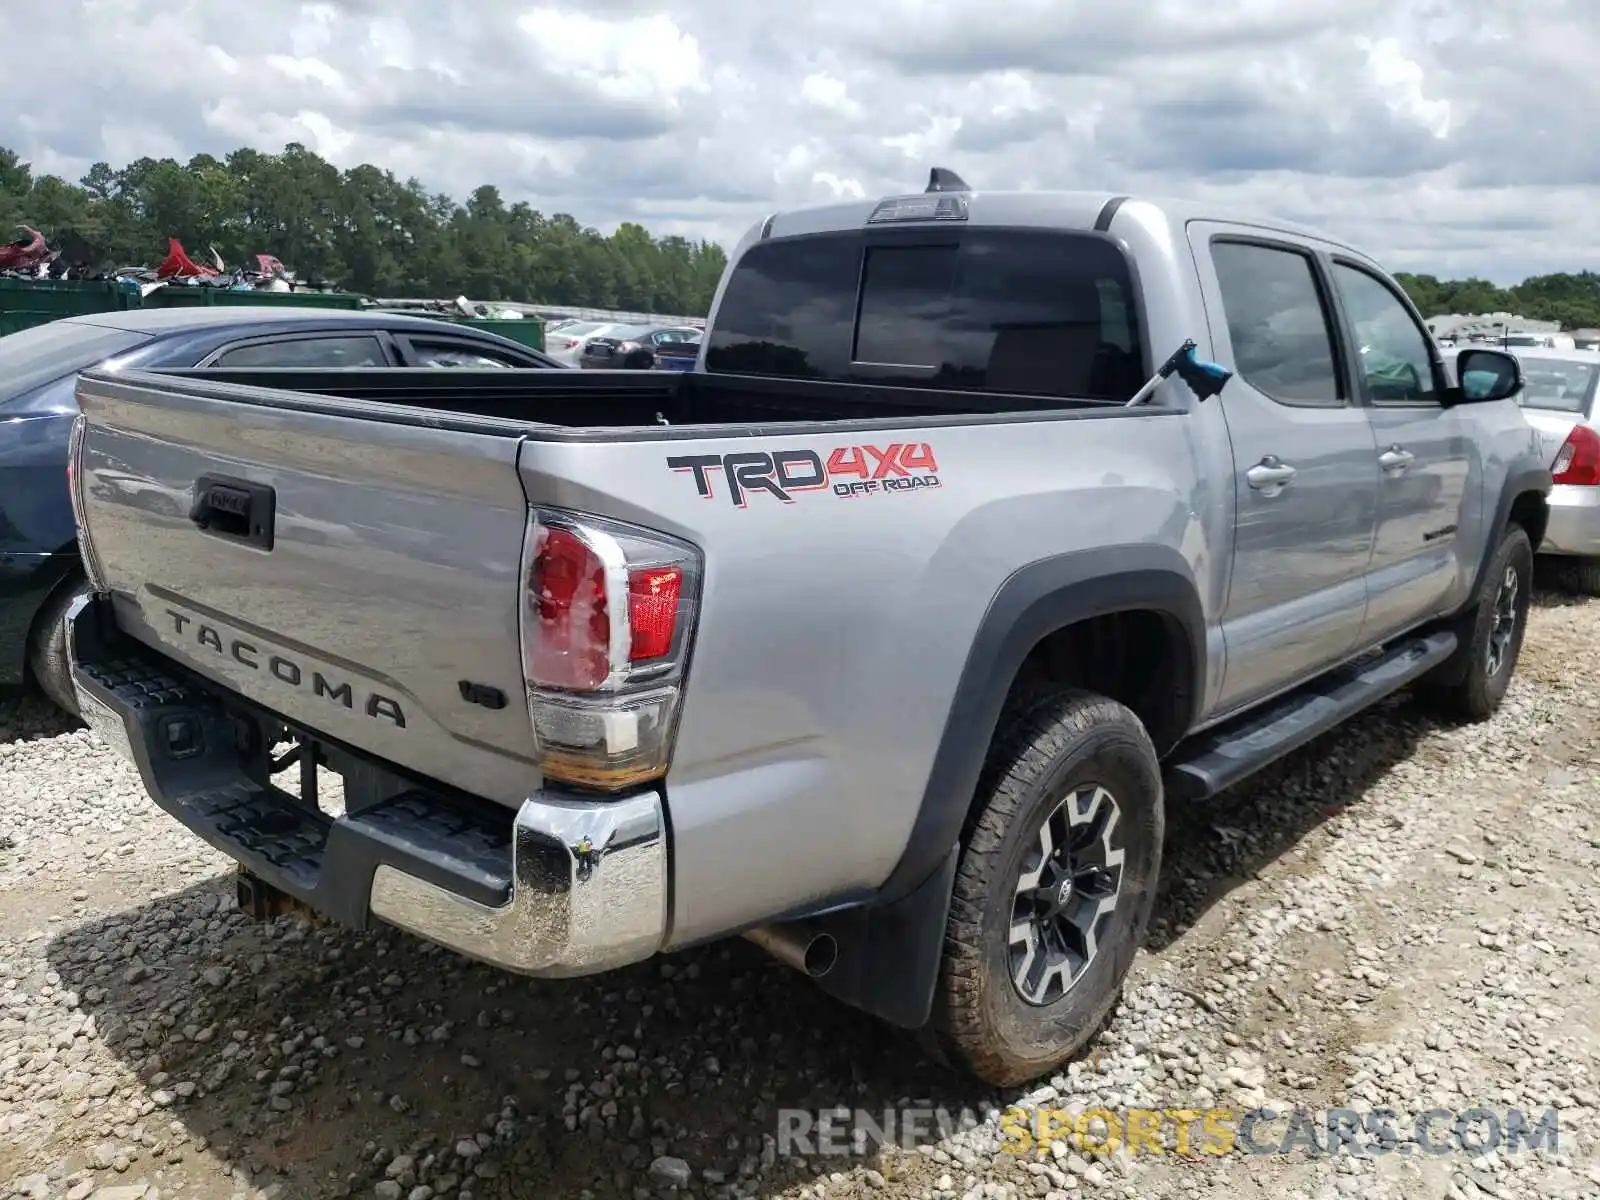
[{"left": 926, "top": 167, "right": 969, "bottom": 194}]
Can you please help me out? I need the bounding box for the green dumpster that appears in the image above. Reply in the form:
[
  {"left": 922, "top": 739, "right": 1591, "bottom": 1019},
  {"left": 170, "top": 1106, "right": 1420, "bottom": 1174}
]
[
  {"left": 456, "top": 316, "right": 546, "bottom": 353},
  {"left": 0, "top": 277, "right": 370, "bottom": 339},
  {"left": 0, "top": 277, "right": 141, "bottom": 337}
]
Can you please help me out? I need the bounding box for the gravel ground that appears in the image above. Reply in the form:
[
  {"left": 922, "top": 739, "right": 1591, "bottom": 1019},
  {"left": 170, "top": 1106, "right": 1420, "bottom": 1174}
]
[{"left": 3, "top": 585, "right": 1600, "bottom": 1200}]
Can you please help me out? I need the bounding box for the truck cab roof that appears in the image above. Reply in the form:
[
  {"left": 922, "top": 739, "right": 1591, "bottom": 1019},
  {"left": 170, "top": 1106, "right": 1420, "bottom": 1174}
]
[{"left": 755, "top": 188, "right": 1359, "bottom": 257}]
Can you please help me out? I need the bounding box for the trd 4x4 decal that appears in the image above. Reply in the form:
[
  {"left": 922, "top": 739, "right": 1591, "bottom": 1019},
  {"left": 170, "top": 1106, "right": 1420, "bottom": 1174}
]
[{"left": 668, "top": 443, "right": 941, "bottom": 508}]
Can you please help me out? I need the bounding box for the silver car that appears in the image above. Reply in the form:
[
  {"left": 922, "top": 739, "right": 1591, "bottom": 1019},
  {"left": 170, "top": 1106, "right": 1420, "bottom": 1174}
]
[
  {"left": 1448, "top": 345, "right": 1600, "bottom": 591},
  {"left": 542, "top": 321, "right": 630, "bottom": 367}
]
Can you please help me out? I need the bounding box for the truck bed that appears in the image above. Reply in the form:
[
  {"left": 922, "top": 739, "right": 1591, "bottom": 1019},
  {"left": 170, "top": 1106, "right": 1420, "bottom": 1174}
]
[
  {"left": 138, "top": 365, "right": 1131, "bottom": 435},
  {"left": 69, "top": 361, "right": 1177, "bottom": 820}
]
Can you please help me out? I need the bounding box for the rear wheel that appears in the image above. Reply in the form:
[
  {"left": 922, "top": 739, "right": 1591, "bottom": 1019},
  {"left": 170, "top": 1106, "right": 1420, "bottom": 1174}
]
[
  {"left": 27, "top": 572, "right": 89, "bottom": 718},
  {"left": 930, "top": 689, "right": 1163, "bottom": 1087}
]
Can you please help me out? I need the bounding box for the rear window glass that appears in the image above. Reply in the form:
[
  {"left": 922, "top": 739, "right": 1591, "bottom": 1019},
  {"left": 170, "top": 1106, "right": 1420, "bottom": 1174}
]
[
  {"left": 705, "top": 229, "right": 1144, "bottom": 401},
  {"left": 0, "top": 321, "right": 150, "bottom": 405},
  {"left": 409, "top": 341, "right": 522, "bottom": 369},
  {"left": 212, "top": 335, "right": 387, "bottom": 368},
  {"left": 1515, "top": 359, "right": 1597, "bottom": 414}
]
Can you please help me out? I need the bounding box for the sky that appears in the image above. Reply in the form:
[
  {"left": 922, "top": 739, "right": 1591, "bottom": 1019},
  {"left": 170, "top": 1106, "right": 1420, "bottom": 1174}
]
[{"left": 2, "top": 0, "right": 1596, "bottom": 285}]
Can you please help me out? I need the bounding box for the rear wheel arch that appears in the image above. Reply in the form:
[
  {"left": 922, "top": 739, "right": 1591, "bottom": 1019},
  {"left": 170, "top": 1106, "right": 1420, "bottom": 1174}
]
[
  {"left": 1453, "top": 466, "right": 1549, "bottom": 619},
  {"left": 1481, "top": 465, "right": 1551, "bottom": 576},
  {"left": 1506, "top": 488, "right": 1549, "bottom": 552},
  {"left": 879, "top": 546, "right": 1205, "bottom": 905}
]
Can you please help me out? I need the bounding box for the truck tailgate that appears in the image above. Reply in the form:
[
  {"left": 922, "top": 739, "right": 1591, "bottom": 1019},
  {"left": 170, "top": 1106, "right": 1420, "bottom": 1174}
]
[{"left": 72, "top": 370, "right": 540, "bottom": 805}]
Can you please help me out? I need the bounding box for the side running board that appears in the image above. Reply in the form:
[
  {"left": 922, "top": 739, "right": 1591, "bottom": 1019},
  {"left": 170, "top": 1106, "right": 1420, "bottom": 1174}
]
[{"left": 1164, "top": 630, "right": 1458, "bottom": 801}]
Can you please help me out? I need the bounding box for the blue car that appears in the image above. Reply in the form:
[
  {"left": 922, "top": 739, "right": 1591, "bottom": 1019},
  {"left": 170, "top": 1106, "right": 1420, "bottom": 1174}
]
[{"left": 0, "top": 306, "right": 564, "bottom": 716}]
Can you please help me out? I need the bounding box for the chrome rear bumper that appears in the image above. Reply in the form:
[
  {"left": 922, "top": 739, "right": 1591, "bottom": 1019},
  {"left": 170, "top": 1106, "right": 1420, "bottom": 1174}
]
[
  {"left": 67, "top": 591, "right": 668, "bottom": 977},
  {"left": 369, "top": 792, "right": 666, "bottom": 977}
]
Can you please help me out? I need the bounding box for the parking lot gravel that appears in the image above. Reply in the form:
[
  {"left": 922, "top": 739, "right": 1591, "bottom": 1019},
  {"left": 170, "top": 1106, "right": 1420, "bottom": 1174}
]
[{"left": 3, "top": 583, "right": 1599, "bottom": 1200}]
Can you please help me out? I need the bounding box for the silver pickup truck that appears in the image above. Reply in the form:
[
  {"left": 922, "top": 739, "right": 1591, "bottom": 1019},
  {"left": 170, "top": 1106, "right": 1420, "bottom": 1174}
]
[{"left": 65, "top": 174, "right": 1550, "bottom": 1087}]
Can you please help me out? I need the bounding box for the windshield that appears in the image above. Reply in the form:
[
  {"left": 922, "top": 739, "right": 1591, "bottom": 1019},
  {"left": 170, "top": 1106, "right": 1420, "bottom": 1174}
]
[
  {"left": 1516, "top": 359, "right": 1598, "bottom": 414},
  {"left": 0, "top": 320, "right": 151, "bottom": 405},
  {"left": 705, "top": 228, "right": 1144, "bottom": 401}
]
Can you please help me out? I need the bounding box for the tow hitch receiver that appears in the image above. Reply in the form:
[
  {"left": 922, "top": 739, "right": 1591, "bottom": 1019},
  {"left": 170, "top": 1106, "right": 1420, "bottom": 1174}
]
[{"left": 236, "top": 867, "right": 306, "bottom": 922}]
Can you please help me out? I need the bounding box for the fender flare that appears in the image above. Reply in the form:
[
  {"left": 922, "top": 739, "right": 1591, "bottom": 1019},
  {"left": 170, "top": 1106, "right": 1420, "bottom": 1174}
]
[
  {"left": 877, "top": 544, "right": 1207, "bottom": 904},
  {"left": 1469, "top": 463, "right": 1552, "bottom": 601}
]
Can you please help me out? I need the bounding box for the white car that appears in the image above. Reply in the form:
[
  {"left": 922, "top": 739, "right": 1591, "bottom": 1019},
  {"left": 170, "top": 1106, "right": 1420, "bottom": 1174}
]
[{"left": 1448, "top": 345, "right": 1600, "bottom": 592}]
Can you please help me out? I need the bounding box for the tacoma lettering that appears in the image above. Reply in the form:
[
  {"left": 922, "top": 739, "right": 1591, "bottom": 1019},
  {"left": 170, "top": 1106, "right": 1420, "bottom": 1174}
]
[{"left": 163, "top": 607, "right": 405, "bottom": 727}]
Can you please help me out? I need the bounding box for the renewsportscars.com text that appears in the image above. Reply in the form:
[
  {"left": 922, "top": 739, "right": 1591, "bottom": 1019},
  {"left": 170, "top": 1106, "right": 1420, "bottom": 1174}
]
[{"left": 775, "top": 1105, "right": 1561, "bottom": 1158}]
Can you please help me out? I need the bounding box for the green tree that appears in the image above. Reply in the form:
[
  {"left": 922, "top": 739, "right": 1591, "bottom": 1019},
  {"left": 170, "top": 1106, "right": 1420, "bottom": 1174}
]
[
  {"left": 1, "top": 140, "right": 729, "bottom": 315},
  {"left": 20, "top": 139, "right": 1594, "bottom": 326}
]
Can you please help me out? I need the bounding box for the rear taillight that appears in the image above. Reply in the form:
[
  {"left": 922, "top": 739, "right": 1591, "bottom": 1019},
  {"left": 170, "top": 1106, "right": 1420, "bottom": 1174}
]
[
  {"left": 1552, "top": 425, "right": 1600, "bottom": 485},
  {"left": 519, "top": 509, "right": 701, "bottom": 791}
]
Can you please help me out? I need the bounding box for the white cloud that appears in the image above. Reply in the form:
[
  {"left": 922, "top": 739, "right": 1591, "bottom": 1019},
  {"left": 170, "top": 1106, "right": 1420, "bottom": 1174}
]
[
  {"left": 801, "top": 72, "right": 861, "bottom": 119},
  {"left": 2, "top": 0, "right": 1597, "bottom": 281},
  {"left": 515, "top": 9, "right": 705, "bottom": 108},
  {"left": 812, "top": 172, "right": 865, "bottom": 199},
  {"left": 1360, "top": 37, "right": 1451, "bottom": 138}
]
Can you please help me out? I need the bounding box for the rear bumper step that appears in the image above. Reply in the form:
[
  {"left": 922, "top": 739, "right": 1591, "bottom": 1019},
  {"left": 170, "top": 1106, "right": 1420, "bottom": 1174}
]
[
  {"left": 1164, "top": 629, "right": 1458, "bottom": 800},
  {"left": 66, "top": 593, "right": 667, "bottom": 978}
]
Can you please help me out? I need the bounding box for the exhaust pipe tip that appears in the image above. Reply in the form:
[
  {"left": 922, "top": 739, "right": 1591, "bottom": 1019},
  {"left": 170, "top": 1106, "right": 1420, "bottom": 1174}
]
[
  {"left": 744, "top": 924, "right": 839, "bottom": 979},
  {"left": 802, "top": 932, "right": 838, "bottom": 978}
]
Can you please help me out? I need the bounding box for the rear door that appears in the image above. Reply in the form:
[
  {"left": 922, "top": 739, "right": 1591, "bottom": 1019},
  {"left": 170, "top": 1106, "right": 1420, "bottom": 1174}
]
[
  {"left": 1189, "top": 227, "right": 1381, "bottom": 711},
  {"left": 1328, "top": 259, "right": 1473, "bottom": 642}
]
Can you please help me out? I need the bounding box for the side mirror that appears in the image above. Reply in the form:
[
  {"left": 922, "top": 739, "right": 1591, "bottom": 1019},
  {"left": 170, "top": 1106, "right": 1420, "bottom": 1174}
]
[{"left": 1450, "top": 348, "right": 1523, "bottom": 404}]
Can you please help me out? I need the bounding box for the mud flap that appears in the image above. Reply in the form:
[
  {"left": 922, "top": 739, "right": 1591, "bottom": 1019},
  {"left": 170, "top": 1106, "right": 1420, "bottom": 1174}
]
[{"left": 808, "top": 844, "right": 959, "bottom": 1030}]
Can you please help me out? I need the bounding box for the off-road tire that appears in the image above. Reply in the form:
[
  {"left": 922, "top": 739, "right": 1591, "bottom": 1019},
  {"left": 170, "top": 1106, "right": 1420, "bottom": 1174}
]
[
  {"left": 27, "top": 573, "right": 88, "bottom": 719},
  {"left": 1423, "top": 525, "right": 1533, "bottom": 722},
  {"left": 1561, "top": 558, "right": 1600, "bottom": 597},
  {"left": 929, "top": 688, "right": 1163, "bottom": 1087}
]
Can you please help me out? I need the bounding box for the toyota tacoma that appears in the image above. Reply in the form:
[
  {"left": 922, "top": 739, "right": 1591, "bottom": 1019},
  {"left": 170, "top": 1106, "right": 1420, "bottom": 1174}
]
[{"left": 64, "top": 173, "right": 1550, "bottom": 1085}]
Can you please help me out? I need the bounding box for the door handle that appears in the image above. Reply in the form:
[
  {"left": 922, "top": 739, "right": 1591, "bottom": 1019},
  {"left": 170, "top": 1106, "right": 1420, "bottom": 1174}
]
[
  {"left": 1246, "top": 456, "right": 1297, "bottom": 491},
  {"left": 191, "top": 474, "right": 276, "bottom": 551},
  {"left": 1378, "top": 445, "right": 1415, "bottom": 472}
]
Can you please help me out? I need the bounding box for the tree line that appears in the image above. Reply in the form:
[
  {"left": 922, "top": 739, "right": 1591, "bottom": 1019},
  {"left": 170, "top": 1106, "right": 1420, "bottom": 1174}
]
[
  {"left": 1393, "top": 271, "right": 1600, "bottom": 332},
  {"left": 4, "top": 141, "right": 1598, "bottom": 326},
  {"left": 0, "top": 142, "right": 727, "bottom": 316}
]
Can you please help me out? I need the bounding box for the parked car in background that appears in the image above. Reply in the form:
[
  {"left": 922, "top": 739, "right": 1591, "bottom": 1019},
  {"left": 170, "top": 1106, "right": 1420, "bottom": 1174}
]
[
  {"left": 578, "top": 325, "right": 701, "bottom": 370},
  {"left": 651, "top": 334, "right": 702, "bottom": 371},
  {"left": 0, "top": 307, "right": 564, "bottom": 717},
  {"left": 1503, "top": 332, "right": 1577, "bottom": 350},
  {"left": 1447, "top": 345, "right": 1600, "bottom": 592},
  {"left": 543, "top": 321, "right": 627, "bottom": 366}
]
